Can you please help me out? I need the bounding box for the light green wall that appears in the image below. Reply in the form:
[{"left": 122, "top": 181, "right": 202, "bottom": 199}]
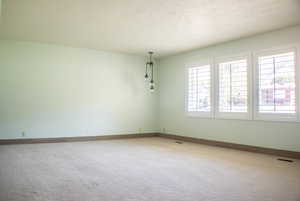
[
  {"left": 0, "top": 0, "right": 2, "bottom": 21},
  {"left": 0, "top": 40, "right": 158, "bottom": 139},
  {"left": 158, "top": 25, "right": 300, "bottom": 152},
  {"left": 1, "top": 26, "right": 300, "bottom": 152}
]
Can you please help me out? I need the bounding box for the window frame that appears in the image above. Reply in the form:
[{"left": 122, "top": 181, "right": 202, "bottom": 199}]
[
  {"left": 185, "top": 61, "right": 214, "bottom": 118},
  {"left": 297, "top": 45, "right": 300, "bottom": 123},
  {"left": 214, "top": 54, "right": 252, "bottom": 120},
  {"left": 253, "top": 47, "right": 299, "bottom": 122}
]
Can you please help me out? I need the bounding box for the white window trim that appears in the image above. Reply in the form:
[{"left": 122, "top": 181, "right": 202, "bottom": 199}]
[
  {"left": 253, "top": 47, "right": 299, "bottom": 122},
  {"left": 185, "top": 61, "right": 214, "bottom": 118},
  {"left": 297, "top": 45, "right": 300, "bottom": 122},
  {"left": 214, "top": 54, "right": 252, "bottom": 120}
]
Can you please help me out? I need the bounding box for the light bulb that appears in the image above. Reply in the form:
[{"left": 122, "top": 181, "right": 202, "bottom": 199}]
[
  {"left": 149, "top": 83, "right": 155, "bottom": 88},
  {"left": 144, "top": 74, "right": 149, "bottom": 80},
  {"left": 149, "top": 80, "right": 155, "bottom": 87},
  {"left": 150, "top": 85, "right": 155, "bottom": 92}
]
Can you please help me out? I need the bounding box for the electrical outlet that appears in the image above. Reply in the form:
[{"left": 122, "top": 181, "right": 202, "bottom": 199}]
[{"left": 22, "top": 131, "right": 26, "bottom": 137}]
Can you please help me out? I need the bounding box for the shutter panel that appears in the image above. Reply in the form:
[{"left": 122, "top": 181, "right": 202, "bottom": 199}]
[
  {"left": 258, "top": 52, "right": 296, "bottom": 114},
  {"left": 219, "top": 59, "right": 248, "bottom": 112},
  {"left": 188, "top": 65, "right": 211, "bottom": 112}
]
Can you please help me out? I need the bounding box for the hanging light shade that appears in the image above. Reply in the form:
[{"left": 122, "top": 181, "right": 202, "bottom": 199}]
[{"left": 145, "top": 51, "right": 155, "bottom": 92}]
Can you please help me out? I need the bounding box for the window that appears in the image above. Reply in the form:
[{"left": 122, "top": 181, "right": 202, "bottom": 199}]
[
  {"left": 187, "top": 65, "right": 212, "bottom": 117},
  {"left": 185, "top": 47, "right": 299, "bottom": 122},
  {"left": 215, "top": 57, "right": 250, "bottom": 119},
  {"left": 254, "top": 49, "right": 297, "bottom": 121}
]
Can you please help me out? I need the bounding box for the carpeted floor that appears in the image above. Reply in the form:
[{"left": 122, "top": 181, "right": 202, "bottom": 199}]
[{"left": 0, "top": 137, "right": 299, "bottom": 201}]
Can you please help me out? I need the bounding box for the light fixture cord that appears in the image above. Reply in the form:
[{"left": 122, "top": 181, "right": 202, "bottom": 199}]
[
  {"left": 151, "top": 63, "right": 154, "bottom": 82},
  {"left": 145, "top": 63, "right": 148, "bottom": 75},
  {"left": 149, "top": 52, "right": 154, "bottom": 83}
]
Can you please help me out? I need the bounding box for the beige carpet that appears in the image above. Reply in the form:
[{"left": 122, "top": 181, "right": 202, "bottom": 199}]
[{"left": 0, "top": 137, "right": 299, "bottom": 201}]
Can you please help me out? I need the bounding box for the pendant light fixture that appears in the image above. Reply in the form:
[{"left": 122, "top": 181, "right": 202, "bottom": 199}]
[{"left": 144, "top": 51, "right": 155, "bottom": 92}]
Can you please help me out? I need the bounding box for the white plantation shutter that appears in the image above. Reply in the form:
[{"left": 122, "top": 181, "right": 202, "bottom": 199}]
[
  {"left": 187, "top": 65, "right": 211, "bottom": 113},
  {"left": 218, "top": 59, "right": 248, "bottom": 113},
  {"left": 185, "top": 47, "right": 298, "bottom": 121},
  {"left": 258, "top": 52, "right": 296, "bottom": 114}
]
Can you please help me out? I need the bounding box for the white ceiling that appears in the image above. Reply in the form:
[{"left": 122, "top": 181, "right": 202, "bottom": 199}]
[{"left": 0, "top": 0, "right": 300, "bottom": 58}]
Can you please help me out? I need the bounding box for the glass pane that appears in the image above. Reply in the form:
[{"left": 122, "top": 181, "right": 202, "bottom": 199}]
[
  {"left": 258, "top": 52, "right": 296, "bottom": 114},
  {"left": 219, "top": 59, "right": 247, "bottom": 113},
  {"left": 188, "top": 65, "right": 211, "bottom": 112}
]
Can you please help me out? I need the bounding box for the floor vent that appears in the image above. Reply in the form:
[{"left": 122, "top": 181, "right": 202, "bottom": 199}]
[
  {"left": 175, "top": 141, "right": 183, "bottom": 144},
  {"left": 277, "top": 158, "right": 293, "bottom": 163}
]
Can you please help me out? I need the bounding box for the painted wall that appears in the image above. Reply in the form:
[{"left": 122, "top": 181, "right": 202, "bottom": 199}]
[
  {"left": 158, "top": 25, "right": 300, "bottom": 152},
  {"left": 0, "top": 0, "right": 2, "bottom": 20},
  {"left": 0, "top": 40, "right": 158, "bottom": 139}
]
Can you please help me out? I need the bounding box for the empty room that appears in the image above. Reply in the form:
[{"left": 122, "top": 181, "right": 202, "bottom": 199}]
[{"left": 1, "top": 0, "right": 300, "bottom": 201}]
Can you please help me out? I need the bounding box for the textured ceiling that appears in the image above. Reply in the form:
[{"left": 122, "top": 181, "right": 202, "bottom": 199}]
[{"left": 0, "top": 0, "right": 300, "bottom": 58}]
